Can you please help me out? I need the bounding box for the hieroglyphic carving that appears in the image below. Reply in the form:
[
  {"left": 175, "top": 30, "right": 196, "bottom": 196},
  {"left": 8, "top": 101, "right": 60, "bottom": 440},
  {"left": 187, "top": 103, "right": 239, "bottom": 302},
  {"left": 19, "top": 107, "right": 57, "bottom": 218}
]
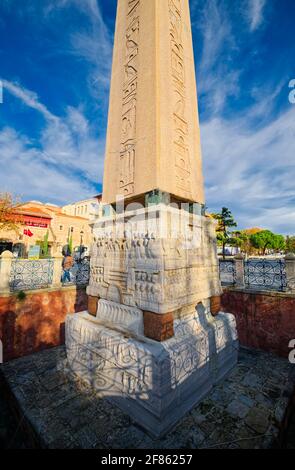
[
  {"left": 134, "top": 271, "right": 161, "bottom": 302},
  {"left": 168, "top": 0, "right": 191, "bottom": 198},
  {"left": 165, "top": 267, "right": 198, "bottom": 299},
  {"left": 119, "top": 1, "right": 140, "bottom": 196},
  {"left": 109, "top": 270, "right": 128, "bottom": 291},
  {"left": 90, "top": 266, "right": 104, "bottom": 284}
]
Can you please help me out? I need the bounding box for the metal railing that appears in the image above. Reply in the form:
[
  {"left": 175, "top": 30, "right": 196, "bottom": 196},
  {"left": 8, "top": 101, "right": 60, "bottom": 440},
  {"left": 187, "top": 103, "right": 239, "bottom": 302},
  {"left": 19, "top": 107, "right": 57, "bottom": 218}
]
[
  {"left": 219, "top": 260, "right": 236, "bottom": 286},
  {"left": 219, "top": 258, "right": 287, "bottom": 292},
  {"left": 63, "top": 257, "right": 90, "bottom": 286},
  {"left": 10, "top": 259, "right": 54, "bottom": 291},
  {"left": 244, "top": 259, "right": 287, "bottom": 292},
  {"left": 8, "top": 257, "right": 90, "bottom": 292}
]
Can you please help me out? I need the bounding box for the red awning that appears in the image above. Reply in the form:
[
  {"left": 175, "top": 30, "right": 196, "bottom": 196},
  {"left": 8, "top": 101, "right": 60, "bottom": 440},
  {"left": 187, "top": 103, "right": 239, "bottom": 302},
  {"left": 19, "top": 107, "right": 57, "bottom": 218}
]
[{"left": 23, "top": 215, "right": 51, "bottom": 228}]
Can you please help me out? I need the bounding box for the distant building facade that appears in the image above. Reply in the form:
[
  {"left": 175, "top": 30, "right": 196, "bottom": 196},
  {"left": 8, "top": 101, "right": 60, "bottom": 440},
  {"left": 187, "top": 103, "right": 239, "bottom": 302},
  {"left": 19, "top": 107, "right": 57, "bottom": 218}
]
[
  {"left": 62, "top": 195, "right": 102, "bottom": 221},
  {"left": 0, "top": 199, "right": 97, "bottom": 257}
]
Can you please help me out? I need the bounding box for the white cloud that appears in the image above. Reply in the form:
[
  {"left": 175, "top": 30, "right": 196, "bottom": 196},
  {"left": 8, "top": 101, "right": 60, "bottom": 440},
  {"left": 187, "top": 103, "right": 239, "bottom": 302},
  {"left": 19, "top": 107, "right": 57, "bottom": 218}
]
[
  {"left": 0, "top": 124, "right": 103, "bottom": 204},
  {"left": 1, "top": 80, "right": 57, "bottom": 122},
  {"left": 202, "top": 105, "right": 295, "bottom": 234},
  {"left": 1, "top": 0, "right": 113, "bottom": 102},
  {"left": 248, "top": 0, "right": 266, "bottom": 31},
  {"left": 192, "top": 0, "right": 241, "bottom": 115},
  {"left": 45, "top": 0, "right": 113, "bottom": 100},
  {"left": 0, "top": 81, "right": 104, "bottom": 204},
  {"left": 0, "top": 127, "right": 95, "bottom": 203},
  {"left": 0, "top": 2, "right": 111, "bottom": 205},
  {"left": 191, "top": 0, "right": 294, "bottom": 234}
]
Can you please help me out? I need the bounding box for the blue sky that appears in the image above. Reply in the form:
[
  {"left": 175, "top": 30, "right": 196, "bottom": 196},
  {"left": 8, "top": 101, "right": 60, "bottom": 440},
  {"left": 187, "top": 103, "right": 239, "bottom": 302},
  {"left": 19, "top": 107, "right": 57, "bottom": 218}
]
[{"left": 0, "top": 0, "right": 295, "bottom": 234}]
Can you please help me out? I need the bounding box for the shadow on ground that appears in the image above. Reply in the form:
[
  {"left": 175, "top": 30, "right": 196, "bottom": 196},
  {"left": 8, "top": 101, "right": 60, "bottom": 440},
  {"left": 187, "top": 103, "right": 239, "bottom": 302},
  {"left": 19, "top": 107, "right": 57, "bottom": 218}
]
[{"left": 0, "top": 346, "right": 294, "bottom": 449}]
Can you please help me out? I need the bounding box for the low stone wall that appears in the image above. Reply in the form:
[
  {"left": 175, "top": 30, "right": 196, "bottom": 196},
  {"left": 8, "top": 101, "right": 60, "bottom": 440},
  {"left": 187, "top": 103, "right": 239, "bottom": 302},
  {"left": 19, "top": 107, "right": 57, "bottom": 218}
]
[
  {"left": 221, "top": 288, "right": 295, "bottom": 358},
  {"left": 1, "top": 285, "right": 294, "bottom": 362},
  {"left": 0, "top": 286, "right": 87, "bottom": 362}
]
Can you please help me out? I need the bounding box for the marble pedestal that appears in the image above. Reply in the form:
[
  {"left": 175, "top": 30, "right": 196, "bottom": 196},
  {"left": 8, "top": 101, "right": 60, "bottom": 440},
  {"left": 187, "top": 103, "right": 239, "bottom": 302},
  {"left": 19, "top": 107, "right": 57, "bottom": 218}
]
[
  {"left": 66, "top": 206, "right": 238, "bottom": 436},
  {"left": 66, "top": 301, "right": 238, "bottom": 437}
]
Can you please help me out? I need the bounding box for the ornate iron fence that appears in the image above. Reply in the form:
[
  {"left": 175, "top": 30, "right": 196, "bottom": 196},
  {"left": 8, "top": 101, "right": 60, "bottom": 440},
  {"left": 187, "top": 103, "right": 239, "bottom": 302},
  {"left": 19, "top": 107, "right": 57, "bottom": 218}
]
[
  {"left": 63, "top": 257, "right": 90, "bottom": 286},
  {"left": 244, "top": 259, "right": 287, "bottom": 292},
  {"left": 219, "top": 260, "right": 236, "bottom": 286},
  {"left": 10, "top": 259, "right": 54, "bottom": 291}
]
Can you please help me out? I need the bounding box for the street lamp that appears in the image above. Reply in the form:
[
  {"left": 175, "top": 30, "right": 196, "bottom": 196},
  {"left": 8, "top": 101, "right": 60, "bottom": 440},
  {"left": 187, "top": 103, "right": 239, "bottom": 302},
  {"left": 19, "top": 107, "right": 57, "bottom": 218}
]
[{"left": 80, "top": 230, "right": 84, "bottom": 259}]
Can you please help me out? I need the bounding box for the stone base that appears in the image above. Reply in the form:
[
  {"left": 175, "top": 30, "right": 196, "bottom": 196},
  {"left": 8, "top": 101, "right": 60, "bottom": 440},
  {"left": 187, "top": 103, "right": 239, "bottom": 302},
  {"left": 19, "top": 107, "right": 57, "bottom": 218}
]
[{"left": 66, "top": 305, "right": 238, "bottom": 437}]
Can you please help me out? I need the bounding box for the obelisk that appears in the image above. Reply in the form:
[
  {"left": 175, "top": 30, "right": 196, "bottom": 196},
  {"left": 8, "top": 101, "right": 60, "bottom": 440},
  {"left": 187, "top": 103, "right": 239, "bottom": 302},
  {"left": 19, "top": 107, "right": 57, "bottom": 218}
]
[
  {"left": 103, "top": 0, "right": 204, "bottom": 205},
  {"left": 66, "top": 0, "right": 238, "bottom": 438}
]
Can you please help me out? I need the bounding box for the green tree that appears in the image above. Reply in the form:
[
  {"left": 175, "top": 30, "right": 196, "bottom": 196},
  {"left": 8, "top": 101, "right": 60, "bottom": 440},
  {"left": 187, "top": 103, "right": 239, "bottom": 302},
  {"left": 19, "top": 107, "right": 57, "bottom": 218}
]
[
  {"left": 273, "top": 234, "right": 286, "bottom": 252},
  {"left": 0, "top": 192, "right": 23, "bottom": 233},
  {"left": 286, "top": 236, "right": 295, "bottom": 253},
  {"left": 230, "top": 230, "right": 249, "bottom": 252},
  {"left": 212, "top": 207, "right": 237, "bottom": 259},
  {"left": 41, "top": 231, "right": 49, "bottom": 257},
  {"left": 250, "top": 230, "right": 285, "bottom": 255},
  {"left": 68, "top": 235, "right": 73, "bottom": 255}
]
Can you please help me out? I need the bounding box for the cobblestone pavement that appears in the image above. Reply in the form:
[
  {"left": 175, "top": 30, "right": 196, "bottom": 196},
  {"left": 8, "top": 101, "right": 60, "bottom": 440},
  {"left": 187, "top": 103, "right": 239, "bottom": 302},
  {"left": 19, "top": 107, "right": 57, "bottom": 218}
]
[{"left": 0, "top": 346, "right": 294, "bottom": 449}]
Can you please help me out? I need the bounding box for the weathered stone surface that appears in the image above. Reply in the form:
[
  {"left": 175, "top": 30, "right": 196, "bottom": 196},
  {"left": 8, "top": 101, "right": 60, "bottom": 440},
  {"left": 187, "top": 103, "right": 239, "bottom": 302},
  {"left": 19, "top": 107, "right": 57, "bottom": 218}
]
[
  {"left": 245, "top": 407, "right": 270, "bottom": 434},
  {"left": 70, "top": 0, "right": 237, "bottom": 439},
  {"left": 1, "top": 346, "right": 294, "bottom": 449},
  {"left": 96, "top": 299, "right": 144, "bottom": 336},
  {"left": 227, "top": 399, "right": 251, "bottom": 419},
  {"left": 65, "top": 308, "right": 238, "bottom": 436},
  {"left": 87, "top": 206, "right": 222, "bottom": 315},
  {"left": 102, "top": 0, "right": 204, "bottom": 205}
]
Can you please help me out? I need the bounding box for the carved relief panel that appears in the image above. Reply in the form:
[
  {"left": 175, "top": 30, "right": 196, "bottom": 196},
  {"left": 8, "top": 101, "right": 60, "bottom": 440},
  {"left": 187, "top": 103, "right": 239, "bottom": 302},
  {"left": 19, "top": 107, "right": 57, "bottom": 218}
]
[
  {"left": 119, "top": 1, "right": 141, "bottom": 197},
  {"left": 168, "top": 0, "right": 191, "bottom": 198}
]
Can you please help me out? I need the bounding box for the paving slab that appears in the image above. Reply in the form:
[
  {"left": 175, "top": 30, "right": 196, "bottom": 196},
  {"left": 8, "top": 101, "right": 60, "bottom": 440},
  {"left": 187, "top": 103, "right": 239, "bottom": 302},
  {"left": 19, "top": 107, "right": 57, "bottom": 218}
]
[{"left": 0, "top": 346, "right": 294, "bottom": 449}]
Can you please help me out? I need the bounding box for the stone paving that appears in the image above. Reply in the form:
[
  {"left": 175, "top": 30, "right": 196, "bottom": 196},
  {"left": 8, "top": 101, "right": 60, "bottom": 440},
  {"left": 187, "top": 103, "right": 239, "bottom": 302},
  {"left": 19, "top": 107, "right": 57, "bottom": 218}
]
[{"left": 0, "top": 346, "right": 294, "bottom": 449}]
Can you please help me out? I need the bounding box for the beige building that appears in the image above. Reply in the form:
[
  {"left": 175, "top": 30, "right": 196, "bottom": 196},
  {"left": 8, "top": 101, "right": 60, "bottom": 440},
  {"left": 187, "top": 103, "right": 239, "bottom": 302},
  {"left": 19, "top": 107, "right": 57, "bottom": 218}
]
[
  {"left": 0, "top": 201, "right": 93, "bottom": 257},
  {"left": 62, "top": 195, "right": 102, "bottom": 220}
]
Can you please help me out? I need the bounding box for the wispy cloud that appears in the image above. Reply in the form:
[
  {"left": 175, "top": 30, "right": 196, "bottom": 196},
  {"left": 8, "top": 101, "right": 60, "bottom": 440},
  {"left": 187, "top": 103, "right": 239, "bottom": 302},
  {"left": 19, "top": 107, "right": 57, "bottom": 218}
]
[
  {"left": 2, "top": 79, "right": 57, "bottom": 122},
  {"left": 190, "top": 0, "right": 295, "bottom": 234},
  {"left": 192, "top": 0, "right": 241, "bottom": 116},
  {"left": 0, "top": 80, "right": 104, "bottom": 203},
  {"left": 0, "top": 126, "right": 98, "bottom": 204},
  {"left": 45, "top": 0, "right": 113, "bottom": 101},
  {"left": 202, "top": 105, "right": 295, "bottom": 234},
  {"left": 247, "top": 0, "right": 266, "bottom": 31}
]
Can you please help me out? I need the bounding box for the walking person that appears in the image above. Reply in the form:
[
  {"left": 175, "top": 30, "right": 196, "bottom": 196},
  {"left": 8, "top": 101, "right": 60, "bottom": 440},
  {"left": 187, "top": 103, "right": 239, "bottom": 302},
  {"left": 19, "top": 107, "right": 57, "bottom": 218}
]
[{"left": 62, "top": 252, "right": 74, "bottom": 283}]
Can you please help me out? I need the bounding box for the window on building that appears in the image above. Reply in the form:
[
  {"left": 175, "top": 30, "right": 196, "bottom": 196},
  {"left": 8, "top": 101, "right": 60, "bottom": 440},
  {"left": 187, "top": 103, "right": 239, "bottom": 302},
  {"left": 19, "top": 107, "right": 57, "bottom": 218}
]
[{"left": 59, "top": 225, "right": 63, "bottom": 231}]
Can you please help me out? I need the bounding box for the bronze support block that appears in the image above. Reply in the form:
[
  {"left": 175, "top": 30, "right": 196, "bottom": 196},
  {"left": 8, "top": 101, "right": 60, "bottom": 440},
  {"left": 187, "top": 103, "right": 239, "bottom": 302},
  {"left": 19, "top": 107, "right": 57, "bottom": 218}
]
[
  {"left": 88, "top": 295, "right": 99, "bottom": 316},
  {"left": 210, "top": 296, "right": 221, "bottom": 316},
  {"left": 143, "top": 311, "right": 174, "bottom": 342}
]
